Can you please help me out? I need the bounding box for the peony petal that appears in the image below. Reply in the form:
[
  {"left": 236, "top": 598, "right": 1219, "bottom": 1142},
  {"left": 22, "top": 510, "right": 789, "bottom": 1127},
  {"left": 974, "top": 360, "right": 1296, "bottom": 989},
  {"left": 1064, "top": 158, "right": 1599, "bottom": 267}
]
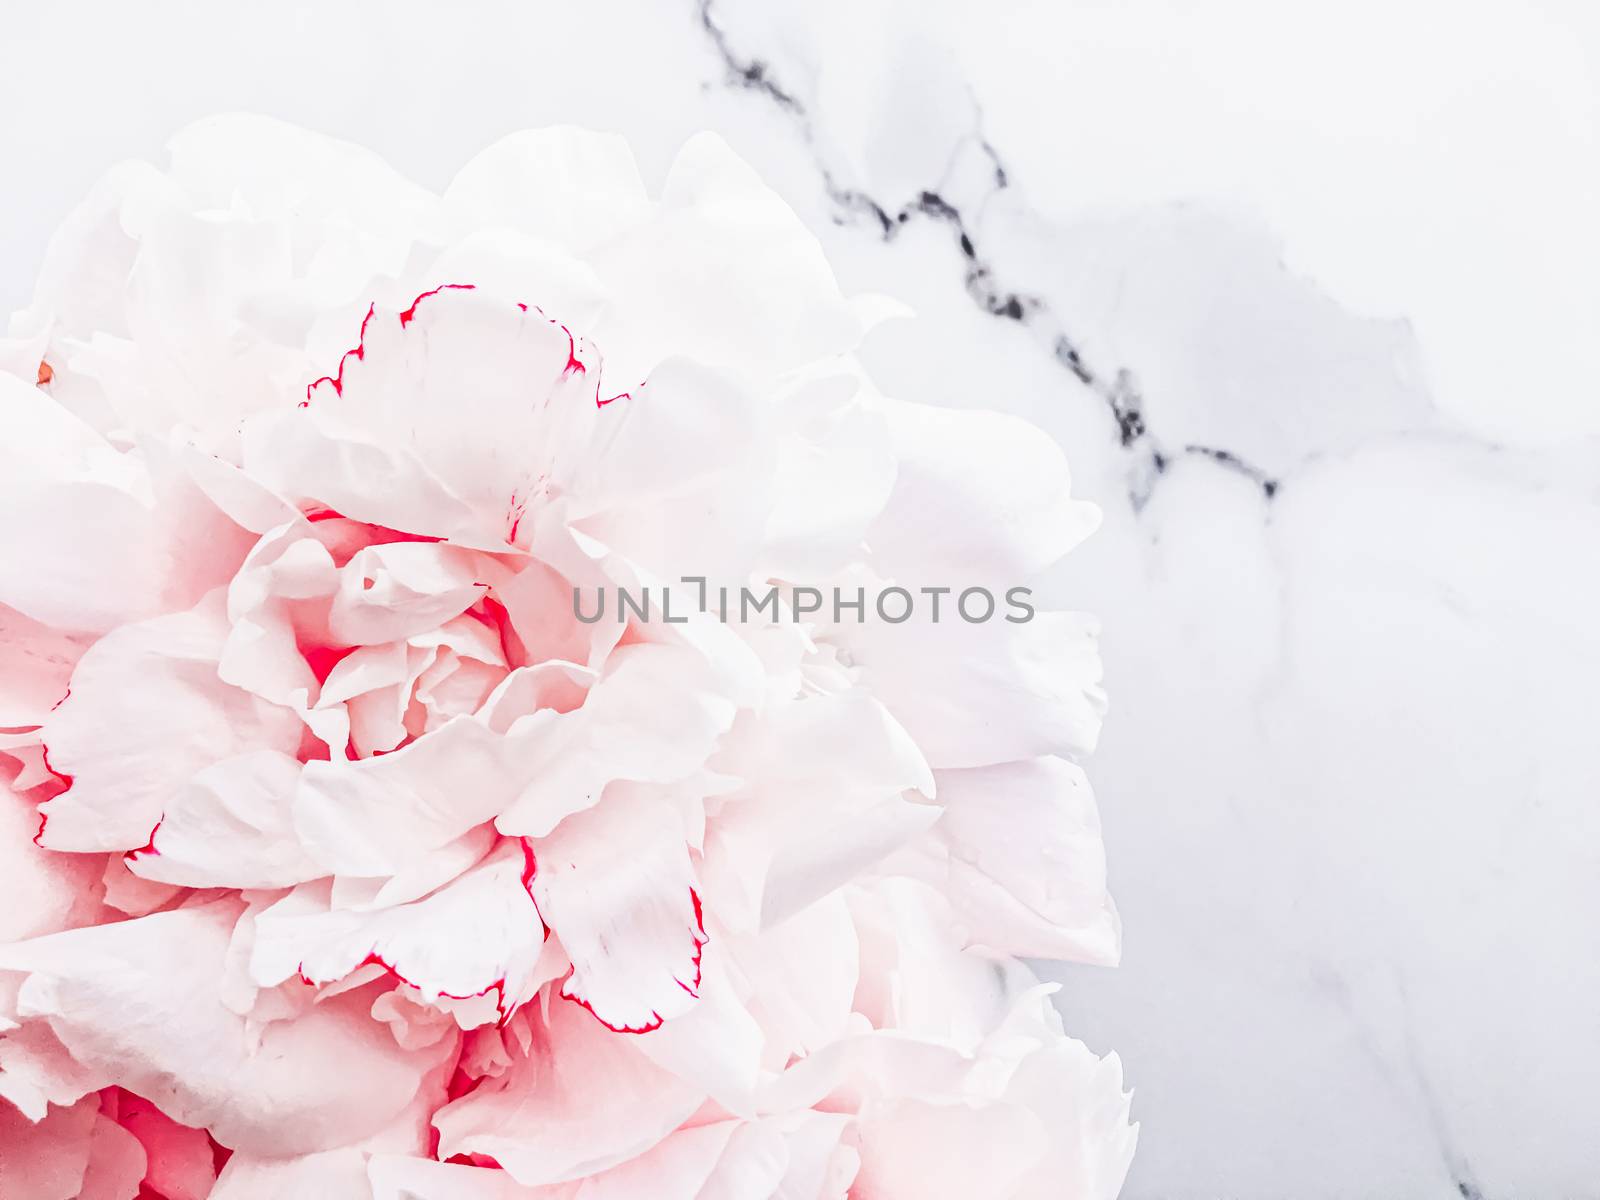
[
  {"left": 587, "top": 132, "right": 861, "bottom": 385},
  {"left": 432, "top": 996, "right": 704, "bottom": 1186},
  {"left": 929, "top": 757, "right": 1121, "bottom": 964},
  {"left": 368, "top": 1155, "right": 544, "bottom": 1199},
  {"left": 112, "top": 1091, "right": 216, "bottom": 1200},
  {"left": 0, "top": 375, "right": 165, "bottom": 634},
  {"left": 125, "top": 750, "right": 321, "bottom": 890},
  {"left": 255, "top": 287, "right": 599, "bottom": 548},
  {"left": 241, "top": 406, "right": 485, "bottom": 547},
  {"left": 725, "top": 893, "right": 859, "bottom": 1063},
  {"left": 0, "top": 1096, "right": 98, "bottom": 1200},
  {"left": 531, "top": 785, "right": 706, "bottom": 1033},
  {"left": 0, "top": 604, "right": 87, "bottom": 728},
  {"left": 83, "top": 1106, "right": 152, "bottom": 1196},
  {"left": 850, "top": 1098, "right": 1046, "bottom": 1199},
  {"left": 253, "top": 843, "right": 544, "bottom": 1011},
  {"left": 758, "top": 372, "right": 896, "bottom": 579},
  {"left": 210, "top": 1148, "right": 372, "bottom": 1200},
  {"left": 701, "top": 690, "right": 938, "bottom": 931},
  {"left": 292, "top": 714, "right": 553, "bottom": 878},
  {"left": 837, "top": 608, "right": 1106, "bottom": 770},
  {"left": 329, "top": 543, "right": 487, "bottom": 647},
  {"left": 495, "top": 642, "right": 740, "bottom": 839},
  {"left": 628, "top": 959, "right": 763, "bottom": 1114},
  {"left": 0, "top": 902, "right": 455, "bottom": 1156},
  {"left": 37, "top": 595, "right": 303, "bottom": 851},
  {"left": 444, "top": 128, "right": 651, "bottom": 256},
  {"left": 0, "top": 775, "right": 102, "bottom": 943},
  {"left": 867, "top": 397, "right": 1100, "bottom": 582}
]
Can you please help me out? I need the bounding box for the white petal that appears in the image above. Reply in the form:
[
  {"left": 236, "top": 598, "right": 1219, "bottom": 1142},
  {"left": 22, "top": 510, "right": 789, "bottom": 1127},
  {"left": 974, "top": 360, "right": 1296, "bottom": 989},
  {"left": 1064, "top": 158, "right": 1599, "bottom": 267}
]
[
  {"left": 588, "top": 133, "right": 861, "bottom": 385},
  {"left": 868, "top": 397, "right": 1100, "bottom": 581},
  {"left": 931, "top": 758, "right": 1121, "bottom": 964},
  {"left": 444, "top": 128, "right": 651, "bottom": 255},
  {"left": 839, "top": 608, "right": 1106, "bottom": 769},
  {"left": 759, "top": 373, "right": 896, "bottom": 579}
]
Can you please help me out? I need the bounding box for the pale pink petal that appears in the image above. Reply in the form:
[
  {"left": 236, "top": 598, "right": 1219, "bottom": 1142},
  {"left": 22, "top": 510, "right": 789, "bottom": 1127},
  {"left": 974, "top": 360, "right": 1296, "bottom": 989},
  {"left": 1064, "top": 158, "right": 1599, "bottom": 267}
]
[
  {"left": 0, "top": 902, "right": 455, "bottom": 1156},
  {"left": 851, "top": 1099, "right": 1045, "bottom": 1199},
  {"left": 369, "top": 1155, "right": 550, "bottom": 1199},
  {"left": 556, "top": 359, "right": 768, "bottom": 581},
  {"left": 125, "top": 750, "right": 321, "bottom": 890},
  {"left": 0, "top": 1096, "right": 98, "bottom": 1200},
  {"left": 213, "top": 525, "right": 337, "bottom": 717},
  {"left": 0, "top": 375, "right": 168, "bottom": 635},
  {"left": 292, "top": 716, "right": 549, "bottom": 877},
  {"left": 697, "top": 1114, "right": 853, "bottom": 1200},
  {"left": 255, "top": 287, "right": 596, "bottom": 548},
  {"left": 0, "top": 604, "right": 87, "bottom": 728},
  {"left": 724, "top": 893, "right": 859, "bottom": 1063},
  {"left": 98, "top": 858, "right": 182, "bottom": 918},
  {"left": 38, "top": 596, "right": 303, "bottom": 851},
  {"left": 329, "top": 543, "right": 487, "bottom": 647},
  {"left": 330, "top": 824, "right": 498, "bottom": 913},
  {"left": 253, "top": 843, "right": 544, "bottom": 1011},
  {"left": 210, "top": 1148, "right": 372, "bottom": 1200},
  {"left": 0, "top": 1019, "right": 111, "bottom": 1121},
  {"left": 0, "top": 776, "right": 102, "bottom": 943},
  {"left": 628, "top": 959, "right": 763, "bottom": 1114},
  {"left": 432, "top": 997, "right": 704, "bottom": 1186},
  {"left": 241, "top": 407, "right": 485, "bottom": 547},
  {"left": 529, "top": 787, "right": 705, "bottom": 1033},
  {"left": 701, "top": 690, "right": 937, "bottom": 930},
  {"left": 58, "top": 1108, "right": 147, "bottom": 1200},
  {"left": 495, "top": 643, "right": 739, "bottom": 839}
]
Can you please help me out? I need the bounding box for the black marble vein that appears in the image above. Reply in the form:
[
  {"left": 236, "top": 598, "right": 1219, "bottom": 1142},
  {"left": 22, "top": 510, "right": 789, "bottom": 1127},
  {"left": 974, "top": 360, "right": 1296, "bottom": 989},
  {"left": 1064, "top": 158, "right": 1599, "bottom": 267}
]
[{"left": 694, "top": 0, "right": 1282, "bottom": 508}]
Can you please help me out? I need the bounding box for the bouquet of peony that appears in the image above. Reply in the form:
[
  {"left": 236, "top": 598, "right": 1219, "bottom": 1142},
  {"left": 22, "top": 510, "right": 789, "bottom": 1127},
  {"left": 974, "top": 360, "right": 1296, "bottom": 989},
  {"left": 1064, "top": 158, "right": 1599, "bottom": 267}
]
[{"left": 0, "top": 117, "right": 1134, "bottom": 1200}]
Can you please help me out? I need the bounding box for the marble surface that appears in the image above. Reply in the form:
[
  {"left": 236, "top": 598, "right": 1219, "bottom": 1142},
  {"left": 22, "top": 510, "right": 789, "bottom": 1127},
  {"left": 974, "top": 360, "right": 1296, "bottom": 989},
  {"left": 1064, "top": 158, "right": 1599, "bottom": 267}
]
[{"left": 5, "top": 2, "right": 1598, "bottom": 1196}]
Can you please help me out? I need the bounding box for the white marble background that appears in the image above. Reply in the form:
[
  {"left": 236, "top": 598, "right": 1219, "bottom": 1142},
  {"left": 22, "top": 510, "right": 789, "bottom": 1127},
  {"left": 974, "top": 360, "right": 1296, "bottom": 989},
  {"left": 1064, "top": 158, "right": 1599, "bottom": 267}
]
[{"left": 5, "top": 2, "right": 1598, "bottom": 1196}]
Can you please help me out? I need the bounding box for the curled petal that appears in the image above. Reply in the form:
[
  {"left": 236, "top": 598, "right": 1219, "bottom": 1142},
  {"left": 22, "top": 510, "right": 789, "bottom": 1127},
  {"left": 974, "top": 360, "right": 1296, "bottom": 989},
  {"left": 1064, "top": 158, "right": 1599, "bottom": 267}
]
[{"left": 253, "top": 843, "right": 546, "bottom": 1012}]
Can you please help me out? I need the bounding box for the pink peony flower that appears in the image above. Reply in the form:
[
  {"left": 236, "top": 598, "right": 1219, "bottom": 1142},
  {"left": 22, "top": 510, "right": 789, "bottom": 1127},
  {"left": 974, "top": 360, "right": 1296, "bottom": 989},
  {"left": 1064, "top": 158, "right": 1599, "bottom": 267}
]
[{"left": 0, "top": 116, "right": 1135, "bottom": 1199}]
